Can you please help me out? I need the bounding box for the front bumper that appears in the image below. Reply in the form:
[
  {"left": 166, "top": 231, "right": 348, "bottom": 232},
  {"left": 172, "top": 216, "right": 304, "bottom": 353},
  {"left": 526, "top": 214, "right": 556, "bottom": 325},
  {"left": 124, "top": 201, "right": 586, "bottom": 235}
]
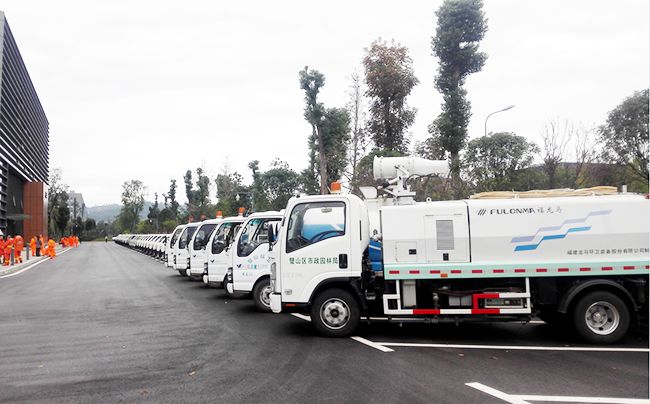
[{"left": 270, "top": 293, "right": 281, "bottom": 313}]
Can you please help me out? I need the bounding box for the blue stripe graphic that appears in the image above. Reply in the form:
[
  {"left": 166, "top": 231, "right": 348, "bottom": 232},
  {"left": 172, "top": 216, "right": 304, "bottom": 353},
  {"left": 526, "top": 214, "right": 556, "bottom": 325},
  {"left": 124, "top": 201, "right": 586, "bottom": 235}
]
[
  {"left": 510, "top": 210, "right": 611, "bottom": 243},
  {"left": 514, "top": 226, "right": 592, "bottom": 251}
]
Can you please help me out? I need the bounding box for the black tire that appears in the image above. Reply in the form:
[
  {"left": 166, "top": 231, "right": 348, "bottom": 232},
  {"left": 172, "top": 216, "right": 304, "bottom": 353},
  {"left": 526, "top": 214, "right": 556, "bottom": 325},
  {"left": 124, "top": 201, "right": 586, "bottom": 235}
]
[
  {"left": 178, "top": 269, "right": 186, "bottom": 276},
  {"left": 252, "top": 278, "right": 272, "bottom": 312},
  {"left": 572, "top": 291, "right": 630, "bottom": 344},
  {"left": 310, "top": 288, "right": 360, "bottom": 337}
]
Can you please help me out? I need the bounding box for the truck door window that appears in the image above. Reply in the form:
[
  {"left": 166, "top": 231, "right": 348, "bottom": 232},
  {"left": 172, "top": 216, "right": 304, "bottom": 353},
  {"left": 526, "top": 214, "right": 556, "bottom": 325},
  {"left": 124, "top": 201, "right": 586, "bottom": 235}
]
[
  {"left": 286, "top": 201, "right": 346, "bottom": 253},
  {"left": 193, "top": 224, "right": 217, "bottom": 250},
  {"left": 179, "top": 226, "right": 197, "bottom": 249},
  {"left": 237, "top": 218, "right": 281, "bottom": 257},
  {"left": 212, "top": 222, "right": 238, "bottom": 254},
  {"left": 170, "top": 228, "right": 183, "bottom": 247}
]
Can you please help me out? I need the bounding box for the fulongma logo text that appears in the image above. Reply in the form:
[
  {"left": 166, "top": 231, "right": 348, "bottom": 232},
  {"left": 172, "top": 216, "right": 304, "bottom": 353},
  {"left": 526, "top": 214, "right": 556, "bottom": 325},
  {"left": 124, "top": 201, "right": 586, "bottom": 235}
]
[{"left": 477, "top": 206, "right": 563, "bottom": 216}]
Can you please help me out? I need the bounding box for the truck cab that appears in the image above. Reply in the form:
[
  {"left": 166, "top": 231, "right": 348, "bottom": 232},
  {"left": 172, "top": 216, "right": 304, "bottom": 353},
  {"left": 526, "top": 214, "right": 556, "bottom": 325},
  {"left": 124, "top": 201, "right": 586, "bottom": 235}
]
[
  {"left": 174, "top": 222, "right": 200, "bottom": 276},
  {"left": 270, "top": 194, "right": 368, "bottom": 322},
  {"left": 166, "top": 225, "right": 186, "bottom": 268},
  {"left": 187, "top": 219, "right": 222, "bottom": 280},
  {"left": 204, "top": 217, "right": 245, "bottom": 288},
  {"left": 227, "top": 211, "right": 283, "bottom": 311}
]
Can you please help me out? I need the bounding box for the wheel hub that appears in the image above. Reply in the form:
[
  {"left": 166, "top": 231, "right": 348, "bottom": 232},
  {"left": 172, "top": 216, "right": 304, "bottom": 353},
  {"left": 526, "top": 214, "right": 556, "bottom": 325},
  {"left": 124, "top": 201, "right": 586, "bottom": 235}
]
[
  {"left": 320, "top": 299, "right": 350, "bottom": 330},
  {"left": 585, "top": 301, "right": 620, "bottom": 336},
  {"left": 260, "top": 286, "right": 272, "bottom": 307}
]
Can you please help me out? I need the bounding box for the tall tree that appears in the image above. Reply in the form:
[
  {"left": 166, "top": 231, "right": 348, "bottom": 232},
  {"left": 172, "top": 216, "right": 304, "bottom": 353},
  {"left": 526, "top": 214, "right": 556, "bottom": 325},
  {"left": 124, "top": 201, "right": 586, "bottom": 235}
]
[
  {"left": 321, "top": 107, "right": 351, "bottom": 186},
  {"left": 345, "top": 72, "right": 370, "bottom": 194},
  {"left": 464, "top": 132, "right": 539, "bottom": 192},
  {"left": 215, "top": 164, "right": 247, "bottom": 216},
  {"left": 597, "top": 89, "right": 649, "bottom": 182},
  {"left": 47, "top": 168, "right": 70, "bottom": 238},
  {"left": 147, "top": 193, "right": 161, "bottom": 232},
  {"left": 363, "top": 39, "right": 418, "bottom": 153},
  {"left": 540, "top": 120, "right": 573, "bottom": 188},
  {"left": 119, "top": 180, "right": 146, "bottom": 233},
  {"left": 429, "top": 0, "right": 488, "bottom": 198},
  {"left": 299, "top": 67, "right": 328, "bottom": 194}
]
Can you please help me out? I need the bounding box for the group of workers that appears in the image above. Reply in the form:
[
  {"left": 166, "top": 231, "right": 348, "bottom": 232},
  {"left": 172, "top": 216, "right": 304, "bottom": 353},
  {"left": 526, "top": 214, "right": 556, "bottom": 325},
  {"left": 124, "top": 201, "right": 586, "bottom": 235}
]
[{"left": 0, "top": 234, "right": 80, "bottom": 266}]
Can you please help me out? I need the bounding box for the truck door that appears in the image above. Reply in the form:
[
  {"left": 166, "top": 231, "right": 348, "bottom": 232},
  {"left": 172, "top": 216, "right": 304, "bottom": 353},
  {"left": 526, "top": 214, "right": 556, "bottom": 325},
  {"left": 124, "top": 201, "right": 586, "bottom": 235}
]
[
  {"left": 232, "top": 218, "right": 281, "bottom": 291},
  {"left": 190, "top": 224, "right": 217, "bottom": 270},
  {"left": 280, "top": 200, "right": 351, "bottom": 303}
]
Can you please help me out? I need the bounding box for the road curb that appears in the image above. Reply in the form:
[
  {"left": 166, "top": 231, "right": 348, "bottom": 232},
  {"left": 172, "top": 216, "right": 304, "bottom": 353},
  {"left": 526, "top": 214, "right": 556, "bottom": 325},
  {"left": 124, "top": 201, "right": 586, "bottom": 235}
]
[{"left": 0, "top": 247, "right": 69, "bottom": 276}]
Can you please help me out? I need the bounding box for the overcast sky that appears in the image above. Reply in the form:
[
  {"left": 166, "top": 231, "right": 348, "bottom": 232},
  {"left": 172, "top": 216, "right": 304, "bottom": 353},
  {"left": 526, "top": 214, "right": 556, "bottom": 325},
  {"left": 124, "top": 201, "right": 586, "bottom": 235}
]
[{"left": 2, "top": 0, "right": 648, "bottom": 206}]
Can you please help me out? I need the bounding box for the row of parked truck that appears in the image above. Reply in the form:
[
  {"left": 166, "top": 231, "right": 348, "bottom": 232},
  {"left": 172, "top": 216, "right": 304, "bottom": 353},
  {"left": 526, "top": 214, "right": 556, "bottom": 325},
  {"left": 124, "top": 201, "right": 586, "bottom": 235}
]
[{"left": 115, "top": 156, "right": 649, "bottom": 344}]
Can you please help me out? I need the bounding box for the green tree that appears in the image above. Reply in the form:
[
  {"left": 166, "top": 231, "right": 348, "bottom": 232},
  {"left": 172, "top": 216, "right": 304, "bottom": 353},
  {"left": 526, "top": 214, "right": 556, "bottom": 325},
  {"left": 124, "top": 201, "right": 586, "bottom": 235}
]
[
  {"left": 363, "top": 39, "right": 418, "bottom": 153},
  {"left": 215, "top": 165, "right": 248, "bottom": 216},
  {"left": 464, "top": 132, "right": 539, "bottom": 192},
  {"left": 118, "top": 180, "right": 147, "bottom": 232},
  {"left": 598, "top": 89, "right": 649, "bottom": 182},
  {"left": 345, "top": 71, "right": 370, "bottom": 194},
  {"left": 429, "top": 0, "right": 488, "bottom": 197},
  {"left": 321, "top": 107, "right": 351, "bottom": 186},
  {"left": 261, "top": 159, "right": 301, "bottom": 211},
  {"left": 147, "top": 193, "right": 161, "bottom": 232},
  {"left": 47, "top": 169, "right": 70, "bottom": 238},
  {"left": 299, "top": 67, "right": 328, "bottom": 194}
]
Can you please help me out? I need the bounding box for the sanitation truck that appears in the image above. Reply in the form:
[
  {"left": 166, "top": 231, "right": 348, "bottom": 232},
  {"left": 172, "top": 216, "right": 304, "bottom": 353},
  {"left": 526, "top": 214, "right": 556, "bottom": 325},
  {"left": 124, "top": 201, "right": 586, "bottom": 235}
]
[
  {"left": 187, "top": 218, "right": 223, "bottom": 280},
  {"left": 173, "top": 222, "right": 200, "bottom": 275},
  {"left": 226, "top": 211, "right": 283, "bottom": 311},
  {"left": 203, "top": 216, "right": 245, "bottom": 288},
  {"left": 166, "top": 225, "right": 186, "bottom": 268},
  {"left": 269, "top": 156, "right": 649, "bottom": 343}
]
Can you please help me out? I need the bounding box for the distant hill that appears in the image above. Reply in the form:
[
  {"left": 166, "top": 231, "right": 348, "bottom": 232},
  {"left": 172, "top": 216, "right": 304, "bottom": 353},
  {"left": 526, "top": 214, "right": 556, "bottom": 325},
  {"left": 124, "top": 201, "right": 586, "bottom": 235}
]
[{"left": 87, "top": 202, "right": 153, "bottom": 223}]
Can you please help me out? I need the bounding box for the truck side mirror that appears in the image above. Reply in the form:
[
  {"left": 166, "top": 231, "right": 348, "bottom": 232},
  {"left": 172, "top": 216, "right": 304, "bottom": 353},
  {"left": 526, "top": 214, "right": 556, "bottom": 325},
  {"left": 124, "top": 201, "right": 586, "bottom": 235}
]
[{"left": 268, "top": 225, "right": 276, "bottom": 251}]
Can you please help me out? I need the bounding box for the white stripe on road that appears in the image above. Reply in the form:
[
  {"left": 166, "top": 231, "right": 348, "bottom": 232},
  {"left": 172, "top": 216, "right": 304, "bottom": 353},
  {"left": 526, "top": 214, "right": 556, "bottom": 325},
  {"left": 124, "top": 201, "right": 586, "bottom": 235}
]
[
  {"left": 466, "top": 382, "right": 531, "bottom": 404},
  {"left": 0, "top": 248, "right": 73, "bottom": 279},
  {"left": 290, "top": 313, "right": 393, "bottom": 352},
  {"left": 467, "top": 382, "right": 650, "bottom": 404},
  {"left": 377, "top": 342, "right": 649, "bottom": 353},
  {"left": 350, "top": 336, "right": 394, "bottom": 352},
  {"left": 290, "top": 313, "right": 311, "bottom": 321},
  {"left": 515, "top": 394, "right": 649, "bottom": 403}
]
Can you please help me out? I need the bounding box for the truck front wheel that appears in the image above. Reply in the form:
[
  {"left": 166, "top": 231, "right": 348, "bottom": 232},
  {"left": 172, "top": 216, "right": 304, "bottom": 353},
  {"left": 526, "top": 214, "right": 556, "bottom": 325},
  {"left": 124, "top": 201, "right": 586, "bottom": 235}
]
[
  {"left": 310, "top": 289, "right": 360, "bottom": 337},
  {"left": 573, "top": 291, "right": 630, "bottom": 344},
  {"left": 252, "top": 278, "right": 272, "bottom": 312}
]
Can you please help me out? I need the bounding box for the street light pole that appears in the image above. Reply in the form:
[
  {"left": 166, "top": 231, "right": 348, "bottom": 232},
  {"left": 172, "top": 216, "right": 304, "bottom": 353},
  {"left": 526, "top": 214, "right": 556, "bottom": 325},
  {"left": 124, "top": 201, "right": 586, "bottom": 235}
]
[{"left": 484, "top": 105, "right": 515, "bottom": 137}]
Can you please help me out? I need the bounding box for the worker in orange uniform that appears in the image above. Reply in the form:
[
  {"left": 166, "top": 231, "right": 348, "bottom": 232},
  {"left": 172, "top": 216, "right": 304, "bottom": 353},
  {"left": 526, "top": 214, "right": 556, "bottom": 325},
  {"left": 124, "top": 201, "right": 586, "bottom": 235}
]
[
  {"left": 47, "top": 238, "right": 56, "bottom": 259},
  {"left": 14, "top": 235, "right": 24, "bottom": 264},
  {"left": 30, "top": 236, "right": 37, "bottom": 257},
  {"left": 39, "top": 235, "right": 45, "bottom": 256},
  {"left": 3, "top": 236, "right": 13, "bottom": 266},
  {"left": 0, "top": 236, "right": 4, "bottom": 265}
]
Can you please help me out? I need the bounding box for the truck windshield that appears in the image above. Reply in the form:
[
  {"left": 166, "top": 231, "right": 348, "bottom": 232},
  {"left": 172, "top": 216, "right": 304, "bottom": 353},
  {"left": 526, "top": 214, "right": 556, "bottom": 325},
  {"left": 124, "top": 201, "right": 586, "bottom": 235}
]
[
  {"left": 193, "top": 224, "right": 217, "bottom": 250},
  {"left": 211, "top": 222, "right": 240, "bottom": 255},
  {"left": 237, "top": 218, "right": 280, "bottom": 257},
  {"left": 170, "top": 227, "right": 183, "bottom": 248},
  {"left": 286, "top": 201, "right": 345, "bottom": 253},
  {"left": 179, "top": 226, "right": 197, "bottom": 249}
]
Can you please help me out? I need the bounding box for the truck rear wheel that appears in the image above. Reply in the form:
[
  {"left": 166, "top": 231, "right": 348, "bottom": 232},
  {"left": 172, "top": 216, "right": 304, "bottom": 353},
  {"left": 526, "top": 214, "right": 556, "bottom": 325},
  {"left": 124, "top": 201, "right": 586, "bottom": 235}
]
[
  {"left": 573, "top": 291, "right": 630, "bottom": 344},
  {"left": 310, "top": 289, "right": 360, "bottom": 337},
  {"left": 252, "top": 278, "right": 272, "bottom": 312}
]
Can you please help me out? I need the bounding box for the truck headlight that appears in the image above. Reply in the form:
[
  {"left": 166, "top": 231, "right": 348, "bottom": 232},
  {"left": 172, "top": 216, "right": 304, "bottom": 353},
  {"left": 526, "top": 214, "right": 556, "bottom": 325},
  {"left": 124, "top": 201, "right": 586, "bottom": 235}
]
[{"left": 270, "top": 262, "right": 276, "bottom": 281}]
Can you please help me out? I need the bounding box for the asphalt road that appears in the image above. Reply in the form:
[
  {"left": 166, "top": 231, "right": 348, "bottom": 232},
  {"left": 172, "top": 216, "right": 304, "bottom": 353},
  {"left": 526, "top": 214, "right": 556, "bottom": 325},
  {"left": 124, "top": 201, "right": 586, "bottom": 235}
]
[{"left": 0, "top": 242, "right": 647, "bottom": 403}]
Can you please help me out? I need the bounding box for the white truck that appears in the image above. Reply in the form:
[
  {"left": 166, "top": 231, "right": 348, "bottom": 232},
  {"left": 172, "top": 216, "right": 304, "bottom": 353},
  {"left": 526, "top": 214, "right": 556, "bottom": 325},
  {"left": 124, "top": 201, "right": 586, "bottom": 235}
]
[
  {"left": 174, "top": 222, "right": 200, "bottom": 276},
  {"left": 187, "top": 218, "right": 223, "bottom": 280},
  {"left": 270, "top": 156, "right": 650, "bottom": 344},
  {"left": 226, "top": 211, "right": 283, "bottom": 311},
  {"left": 166, "top": 225, "right": 186, "bottom": 268},
  {"left": 203, "top": 216, "right": 245, "bottom": 288}
]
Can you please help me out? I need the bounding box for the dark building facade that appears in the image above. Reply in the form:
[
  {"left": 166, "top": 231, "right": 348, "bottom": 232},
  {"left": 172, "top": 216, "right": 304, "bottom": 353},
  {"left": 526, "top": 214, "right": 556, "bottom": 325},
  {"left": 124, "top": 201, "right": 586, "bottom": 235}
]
[{"left": 0, "top": 11, "right": 49, "bottom": 239}]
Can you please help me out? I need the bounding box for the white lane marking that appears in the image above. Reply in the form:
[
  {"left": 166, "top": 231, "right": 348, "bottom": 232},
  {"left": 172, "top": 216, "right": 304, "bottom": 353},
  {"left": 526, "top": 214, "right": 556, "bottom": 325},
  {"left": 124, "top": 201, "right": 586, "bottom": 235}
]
[
  {"left": 515, "top": 394, "right": 649, "bottom": 403},
  {"left": 0, "top": 248, "right": 73, "bottom": 279},
  {"left": 467, "top": 382, "right": 649, "bottom": 404},
  {"left": 377, "top": 342, "right": 649, "bottom": 353},
  {"left": 350, "top": 336, "right": 394, "bottom": 352},
  {"left": 466, "top": 382, "right": 530, "bottom": 404},
  {"left": 290, "top": 313, "right": 311, "bottom": 321},
  {"left": 290, "top": 313, "right": 393, "bottom": 352},
  {"left": 529, "top": 320, "right": 545, "bottom": 324}
]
